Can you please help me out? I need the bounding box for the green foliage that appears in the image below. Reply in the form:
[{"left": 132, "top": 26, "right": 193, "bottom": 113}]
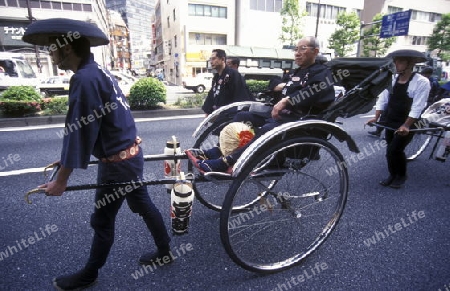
[
  {"left": 43, "top": 97, "right": 68, "bottom": 115},
  {"left": 128, "top": 77, "right": 167, "bottom": 110},
  {"left": 328, "top": 12, "right": 360, "bottom": 57},
  {"left": 174, "top": 93, "right": 206, "bottom": 108},
  {"left": 0, "top": 86, "right": 43, "bottom": 116},
  {"left": 246, "top": 80, "right": 270, "bottom": 96},
  {"left": 279, "top": 0, "right": 307, "bottom": 46},
  {"left": 427, "top": 13, "right": 450, "bottom": 61},
  {"left": 1, "top": 86, "right": 42, "bottom": 101},
  {"left": 361, "top": 13, "right": 396, "bottom": 57}
]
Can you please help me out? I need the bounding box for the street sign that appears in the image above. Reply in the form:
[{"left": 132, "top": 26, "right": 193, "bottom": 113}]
[{"left": 380, "top": 10, "right": 411, "bottom": 38}]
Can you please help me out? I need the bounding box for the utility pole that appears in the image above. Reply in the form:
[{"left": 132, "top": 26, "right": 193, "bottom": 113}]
[
  {"left": 314, "top": 0, "right": 321, "bottom": 38},
  {"left": 26, "top": 0, "right": 41, "bottom": 73},
  {"left": 356, "top": 19, "right": 382, "bottom": 57}
]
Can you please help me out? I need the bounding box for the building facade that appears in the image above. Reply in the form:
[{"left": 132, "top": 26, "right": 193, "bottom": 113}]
[
  {"left": 153, "top": 0, "right": 366, "bottom": 85},
  {"left": 106, "top": 0, "right": 155, "bottom": 74},
  {"left": 108, "top": 10, "right": 131, "bottom": 70},
  {"left": 0, "top": 0, "right": 109, "bottom": 79}
]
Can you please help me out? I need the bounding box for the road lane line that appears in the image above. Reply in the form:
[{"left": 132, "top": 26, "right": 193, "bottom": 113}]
[{"left": 0, "top": 114, "right": 204, "bottom": 132}]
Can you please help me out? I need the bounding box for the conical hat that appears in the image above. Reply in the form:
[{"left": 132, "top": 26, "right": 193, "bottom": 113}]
[
  {"left": 22, "top": 18, "right": 108, "bottom": 47},
  {"left": 387, "top": 49, "right": 427, "bottom": 63}
]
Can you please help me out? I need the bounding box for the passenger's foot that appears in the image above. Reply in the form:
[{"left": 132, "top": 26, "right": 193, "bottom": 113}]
[
  {"left": 198, "top": 156, "right": 233, "bottom": 173},
  {"left": 139, "top": 248, "right": 174, "bottom": 266},
  {"left": 52, "top": 268, "right": 98, "bottom": 291},
  {"left": 380, "top": 175, "right": 395, "bottom": 186},
  {"left": 389, "top": 176, "right": 407, "bottom": 189},
  {"left": 185, "top": 148, "right": 207, "bottom": 161}
]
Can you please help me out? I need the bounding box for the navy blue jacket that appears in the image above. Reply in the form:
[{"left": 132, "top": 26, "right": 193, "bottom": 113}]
[{"left": 60, "top": 54, "right": 137, "bottom": 169}]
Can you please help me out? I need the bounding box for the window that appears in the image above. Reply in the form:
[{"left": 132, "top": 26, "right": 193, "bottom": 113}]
[
  {"left": 6, "top": 0, "right": 17, "bottom": 7},
  {"left": 204, "top": 5, "right": 211, "bottom": 16},
  {"left": 53, "top": 2, "right": 62, "bottom": 9},
  {"left": 411, "top": 10, "right": 430, "bottom": 22},
  {"left": 188, "top": 4, "right": 227, "bottom": 18},
  {"left": 82, "top": 4, "right": 92, "bottom": 12},
  {"left": 387, "top": 6, "right": 402, "bottom": 14},
  {"left": 18, "top": 0, "right": 26, "bottom": 8},
  {"left": 41, "top": 1, "right": 51, "bottom": 9},
  {"left": 73, "top": 3, "right": 82, "bottom": 11},
  {"left": 411, "top": 36, "right": 428, "bottom": 45},
  {"left": 189, "top": 33, "right": 227, "bottom": 45},
  {"left": 257, "top": 0, "right": 264, "bottom": 10},
  {"left": 353, "top": 9, "right": 361, "bottom": 19},
  {"left": 167, "top": 16, "right": 170, "bottom": 28},
  {"left": 250, "top": 0, "right": 282, "bottom": 12},
  {"left": 63, "top": 3, "right": 72, "bottom": 10},
  {"left": 306, "top": 2, "right": 345, "bottom": 20},
  {"left": 174, "top": 35, "right": 177, "bottom": 48},
  {"left": 430, "top": 13, "right": 441, "bottom": 22},
  {"left": 30, "top": 0, "right": 39, "bottom": 8},
  {"left": 173, "top": 8, "right": 176, "bottom": 21},
  {"left": 266, "top": 0, "right": 274, "bottom": 11}
]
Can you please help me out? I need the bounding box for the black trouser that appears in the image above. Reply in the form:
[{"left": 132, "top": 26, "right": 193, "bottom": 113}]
[
  {"left": 86, "top": 148, "right": 170, "bottom": 270},
  {"left": 384, "top": 129, "right": 415, "bottom": 178}
]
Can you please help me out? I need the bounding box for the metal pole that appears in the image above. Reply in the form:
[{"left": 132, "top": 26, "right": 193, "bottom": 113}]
[
  {"left": 26, "top": 0, "right": 41, "bottom": 73},
  {"left": 315, "top": 0, "right": 321, "bottom": 38},
  {"left": 356, "top": 20, "right": 383, "bottom": 58},
  {"left": 356, "top": 21, "right": 364, "bottom": 57}
]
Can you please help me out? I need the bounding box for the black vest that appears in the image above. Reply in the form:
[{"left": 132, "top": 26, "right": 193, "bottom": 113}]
[{"left": 386, "top": 73, "right": 416, "bottom": 128}]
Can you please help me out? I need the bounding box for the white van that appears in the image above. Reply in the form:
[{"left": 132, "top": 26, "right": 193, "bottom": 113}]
[
  {"left": 0, "top": 52, "right": 40, "bottom": 92},
  {"left": 182, "top": 72, "right": 213, "bottom": 93}
]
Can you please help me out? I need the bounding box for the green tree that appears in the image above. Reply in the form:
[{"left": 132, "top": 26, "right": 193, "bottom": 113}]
[
  {"left": 279, "top": 0, "right": 307, "bottom": 46},
  {"left": 361, "top": 13, "right": 396, "bottom": 57},
  {"left": 427, "top": 13, "right": 450, "bottom": 61},
  {"left": 328, "top": 12, "right": 360, "bottom": 57}
]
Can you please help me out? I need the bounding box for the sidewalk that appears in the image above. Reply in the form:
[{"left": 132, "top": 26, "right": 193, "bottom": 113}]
[{"left": 0, "top": 107, "right": 204, "bottom": 128}]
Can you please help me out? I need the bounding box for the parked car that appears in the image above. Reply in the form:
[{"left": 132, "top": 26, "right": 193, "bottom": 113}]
[
  {"left": 182, "top": 73, "right": 213, "bottom": 93},
  {"left": 39, "top": 76, "right": 71, "bottom": 97},
  {"left": 0, "top": 52, "right": 40, "bottom": 92}
]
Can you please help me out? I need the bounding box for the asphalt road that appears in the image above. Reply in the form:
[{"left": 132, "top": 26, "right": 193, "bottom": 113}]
[{"left": 0, "top": 112, "right": 449, "bottom": 291}]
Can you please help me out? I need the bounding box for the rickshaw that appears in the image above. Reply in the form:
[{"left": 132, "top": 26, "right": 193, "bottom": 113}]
[{"left": 27, "top": 56, "right": 397, "bottom": 274}]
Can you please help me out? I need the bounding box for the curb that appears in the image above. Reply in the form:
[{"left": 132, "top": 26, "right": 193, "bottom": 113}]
[{"left": 0, "top": 108, "right": 204, "bottom": 128}]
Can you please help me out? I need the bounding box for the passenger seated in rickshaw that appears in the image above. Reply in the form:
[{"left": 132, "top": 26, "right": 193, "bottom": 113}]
[{"left": 186, "top": 36, "right": 335, "bottom": 173}]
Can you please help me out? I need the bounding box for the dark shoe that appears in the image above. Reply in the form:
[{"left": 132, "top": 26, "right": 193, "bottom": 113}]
[
  {"left": 389, "top": 176, "right": 407, "bottom": 189},
  {"left": 139, "top": 248, "right": 174, "bottom": 266},
  {"left": 380, "top": 175, "right": 395, "bottom": 186},
  {"left": 52, "top": 268, "right": 98, "bottom": 291},
  {"left": 185, "top": 148, "right": 207, "bottom": 161},
  {"left": 368, "top": 130, "right": 381, "bottom": 137}
]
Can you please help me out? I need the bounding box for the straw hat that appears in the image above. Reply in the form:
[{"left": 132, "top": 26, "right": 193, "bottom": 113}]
[
  {"left": 22, "top": 18, "right": 109, "bottom": 47},
  {"left": 387, "top": 49, "right": 427, "bottom": 64}
]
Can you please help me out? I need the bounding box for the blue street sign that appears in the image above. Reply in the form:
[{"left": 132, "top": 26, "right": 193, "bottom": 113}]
[{"left": 380, "top": 10, "right": 411, "bottom": 38}]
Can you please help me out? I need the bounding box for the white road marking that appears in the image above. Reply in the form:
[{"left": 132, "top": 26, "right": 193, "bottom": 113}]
[{"left": 0, "top": 114, "right": 204, "bottom": 132}]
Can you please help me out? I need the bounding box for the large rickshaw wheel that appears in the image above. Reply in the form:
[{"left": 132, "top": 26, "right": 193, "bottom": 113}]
[
  {"left": 405, "top": 131, "right": 432, "bottom": 161},
  {"left": 220, "top": 136, "right": 349, "bottom": 273}
]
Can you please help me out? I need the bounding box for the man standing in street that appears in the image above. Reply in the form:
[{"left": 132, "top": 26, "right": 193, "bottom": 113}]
[
  {"left": 23, "top": 18, "right": 171, "bottom": 290},
  {"left": 367, "top": 49, "right": 430, "bottom": 188},
  {"left": 202, "top": 49, "right": 253, "bottom": 115}
]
